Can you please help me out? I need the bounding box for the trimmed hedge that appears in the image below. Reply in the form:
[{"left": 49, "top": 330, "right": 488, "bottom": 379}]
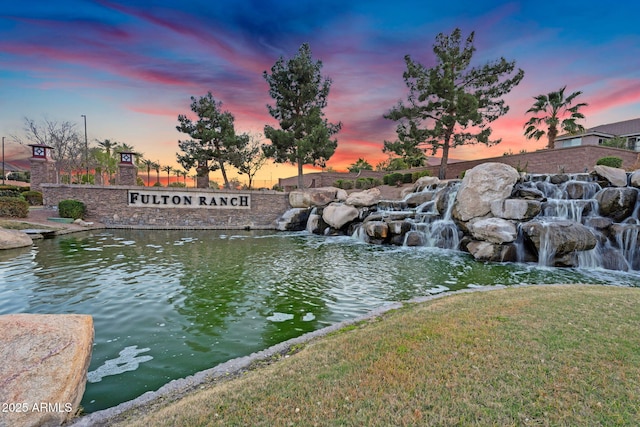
[
  {"left": 0, "top": 188, "right": 22, "bottom": 198},
  {"left": 58, "top": 199, "right": 86, "bottom": 220},
  {"left": 596, "top": 156, "right": 623, "bottom": 168},
  {"left": 0, "top": 196, "right": 29, "bottom": 217},
  {"left": 22, "top": 190, "right": 43, "bottom": 206},
  {"left": 383, "top": 172, "right": 404, "bottom": 186}
]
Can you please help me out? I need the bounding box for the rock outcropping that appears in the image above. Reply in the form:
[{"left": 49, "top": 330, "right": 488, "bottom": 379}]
[
  {"left": 276, "top": 162, "right": 640, "bottom": 271},
  {"left": 0, "top": 314, "right": 94, "bottom": 427},
  {"left": 0, "top": 229, "right": 33, "bottom": 250}
]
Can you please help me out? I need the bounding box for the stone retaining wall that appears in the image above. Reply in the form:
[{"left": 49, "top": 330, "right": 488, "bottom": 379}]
[{"left": 42, "top": 185, "right": 291, "bottom": 229}]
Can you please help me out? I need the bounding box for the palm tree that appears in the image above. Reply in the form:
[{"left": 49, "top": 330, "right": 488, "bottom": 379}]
[
  {"left": 347, "top": 158, "right": 373, "bottom": 173},
  {"left": 162, "top": 165, "right": 173, "bottom": 186},
  {"left": 96, "top": 139, "right": 118, "bottom": 184},
  {"left": 153, "top": 161, "right": 161, "bottom": 185},
  {"left": 524, "top": 86, "right": 588, "bottom": 149},
  {"left": 141, "top": 159, "right": 154, "bottom": 186}
]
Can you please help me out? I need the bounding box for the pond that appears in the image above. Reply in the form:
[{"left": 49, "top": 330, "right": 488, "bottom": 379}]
[{"left": 1, "top": 229, "right": 639, "bottom": 413}]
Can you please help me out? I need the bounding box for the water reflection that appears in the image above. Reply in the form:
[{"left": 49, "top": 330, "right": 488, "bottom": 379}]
[{"left": 0, "top": 229, "right": 639, "bottom": 413}]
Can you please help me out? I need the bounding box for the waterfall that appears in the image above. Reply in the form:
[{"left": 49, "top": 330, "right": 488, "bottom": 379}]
[
  {"left": 408, "top": 182, "right": 461, "bottom": 250},
  {"left": 615, "top": 225, "right": 640, "bottom": 270}
]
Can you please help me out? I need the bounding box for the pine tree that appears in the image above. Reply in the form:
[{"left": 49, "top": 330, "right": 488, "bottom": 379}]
[
  {"left": 385, "top": 28, "right": 524, "bottom": 179},
  {"left": 263, "top": 43, "right": 342, "bottom": 189}
]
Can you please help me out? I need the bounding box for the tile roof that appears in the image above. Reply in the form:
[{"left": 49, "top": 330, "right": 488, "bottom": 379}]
[
  {"left": 588, "top": 118, "right": 640, "bottom": 136},
  {"left": 558, "top": 117, "right": 640, "bottom": 138}
]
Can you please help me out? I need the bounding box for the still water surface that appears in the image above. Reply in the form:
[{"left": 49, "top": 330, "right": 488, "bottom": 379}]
[{"left": 1, "top": 229, "right": 639, "bottom": 412}]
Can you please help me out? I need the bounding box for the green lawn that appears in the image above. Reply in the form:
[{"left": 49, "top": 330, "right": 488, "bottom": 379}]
[{"left": 108, "top": 284, "right": 640, "bottom": 426}]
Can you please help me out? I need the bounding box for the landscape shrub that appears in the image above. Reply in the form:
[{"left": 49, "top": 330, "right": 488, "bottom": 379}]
[
  {"left": 402, "top": 173, "right": 413, "bottom": 184},
  {"left": 596, "top": 156, "right": 623, "bottom": 168},
  {"left": 0, "top": 196, "right": 29, "bottom": 217},
  {"left": 58, "top": 199, "right": 86, "bottom": 220},
  {"left": 0, "top": 186, "right": 22, "bottom": 198},
  {"left": 384, "top": 172, "right": 404, "bottom": 186},
  {"left": 341, "top": 180, "right": 353, "bottom": 190},
  {"left": 368, "top": 177, "right": 383, "bottom": 187},
  {"left": 22, "top": 190, "right": 43, "bottom": 206},
  {"left": 355, "top": 177, "right": 371, "bottom": 189}
]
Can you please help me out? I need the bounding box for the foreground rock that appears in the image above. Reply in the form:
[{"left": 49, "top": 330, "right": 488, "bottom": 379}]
[
  {"left": 288, "top": 187, "right": 346, "bottom": 208},
  {"left": 454, "top": 163, "right": 520, "bottom": 222},
  {"left": 0, "top": 229, "right": 33, "bottom": 250},
  {"left": 276, "top": 208, "right": 310, "bottom": 231},
  {"left": 0, "top": 314, "right": 94, "bottom": 427},
  {"left": 521, "top": 220, "right": 597, "bottom": 266},
  {"left": 322, "top": 203, "right": 359, "bottom": 229},
  {"left": 594, "top": 165, "right": 627, "bottom": 187}
]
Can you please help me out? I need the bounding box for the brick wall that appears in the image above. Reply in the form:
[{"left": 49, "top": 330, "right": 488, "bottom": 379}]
[
  {"left": 42, "top": 185, "right": 291, "bottom": 229},
  {"left": 433, "top": 146, "right": 639, "bottom": 179},
  {"left": 278, "top": 170, "right": 386, "bottom": 190},
  {"left": 279, "top": 146, "right": 640, "bottom": 186}
]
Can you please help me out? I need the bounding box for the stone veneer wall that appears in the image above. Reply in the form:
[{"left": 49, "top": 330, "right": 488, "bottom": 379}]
[{"left": 42, "top": 185, "right": 291, "bottom": 229}]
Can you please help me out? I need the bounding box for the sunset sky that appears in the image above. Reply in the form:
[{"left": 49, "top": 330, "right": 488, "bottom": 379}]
[{"left": 1, "top": 1, "right": 639, "bottom": 186}]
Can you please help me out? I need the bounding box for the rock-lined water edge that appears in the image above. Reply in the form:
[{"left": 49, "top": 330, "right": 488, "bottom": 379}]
[{"left": 279, "top": 162, "right": 640, "bottom": 272}]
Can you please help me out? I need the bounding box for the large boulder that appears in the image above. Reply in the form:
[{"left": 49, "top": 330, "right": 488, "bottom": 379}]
[
  {"left": 594, "top": 165, "right": 627, "bottom": 187},
  {"left": 276, "top": 208, "right": 310, "bottom": 231},
  {"left": 595, "top": 187, "right": 638, "bottom": 222},
  {"left": 346, "top": 188, "right": 381, "bottom": 207},
  {"left": 469, "top": 217, "right": 517, "bottom": 244},
  {"left": 306, "top": 210, "right": 329, "bottom": 235},
  {"left": 630, "top": 170, "right": 640, "bottom": 188},
  {"left": 322, "top": 203, "right": 360, "bottom": 229},
  {"left": 0, "top": 314, "right": 93, "bottom": 427},
  {"left": 387, "top": 220, "right": 412, "bottom": 236},
  {"left": 454, "top": 163, "right": 520, "bottom": 222},
  {"left": 364, "top": 221, "right": 389, "bottom": 239},
  {"left": 288, "top": 187, "right": 341, "bottom": 208},
  {"left": 404, "top": 230, "right": 425, "bottom": 246},
  {"left": 0, "top": 229, "right": 33, "bottom": 250},
  {"left": 521, "top": 220, "right": 597, "bottom": 263},
  {"left": 412, "top": 176, "right": 440, "bottom": 192},
  {"left": 403, "top": 191, "right": 434, "bottom": 208},
  {"left": 564, "top": 181, "right": 601, "bottom": 200},
  {"left": 466, "top": 241, "right": 516, "bottom": 262},
  {"left": 491, "top": 199, "right": 541, "bottom": 221}
]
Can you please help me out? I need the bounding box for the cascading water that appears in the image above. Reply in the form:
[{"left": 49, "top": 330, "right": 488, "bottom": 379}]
[
  {"left": 406, "top": 182, "right": 461, "bottom": 250},
  {"left": 300, "top": 167, "right": 640, "bottom": 272},
  {"left": 512, "top": 174, "right": 640, "bottom": 270}
]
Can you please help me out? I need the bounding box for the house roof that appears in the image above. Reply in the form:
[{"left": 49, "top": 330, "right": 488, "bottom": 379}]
[
  {"left": 589, "top": 118, "right": 640, "bottom": 136},
  {"left": 557, "top": 117, "right": 640, "bottom": 140}
]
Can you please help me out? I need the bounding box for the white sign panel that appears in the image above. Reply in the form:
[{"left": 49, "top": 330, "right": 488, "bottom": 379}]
[{"left": 128, "top": 190, "right": 251, "bottom": 209}]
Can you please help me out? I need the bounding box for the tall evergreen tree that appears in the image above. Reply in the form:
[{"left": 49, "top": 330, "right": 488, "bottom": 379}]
[
  {"left": 385, "top": 28, "right": 524, "bottom": 179},
  {"left": 176, "top": 92, "right": 247, "bottom": 188},
  {"left": 523, "top": 86, "right": 588, "bottom": 149},
  {"left": 263, "top": 43, "right": 342, "bottom": 189}
]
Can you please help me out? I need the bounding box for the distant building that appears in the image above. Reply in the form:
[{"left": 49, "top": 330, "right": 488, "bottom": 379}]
[{"left": 556, "top": 117, "right": 640, "bottom": 151}]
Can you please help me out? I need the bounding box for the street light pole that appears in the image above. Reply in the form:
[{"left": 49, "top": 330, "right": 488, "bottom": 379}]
[
  {"left": 2, "top": 136, "right": 5, "bottom": 185},
  {"left": 81, "top": 115, "right": 88, "bottom": 184}
]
